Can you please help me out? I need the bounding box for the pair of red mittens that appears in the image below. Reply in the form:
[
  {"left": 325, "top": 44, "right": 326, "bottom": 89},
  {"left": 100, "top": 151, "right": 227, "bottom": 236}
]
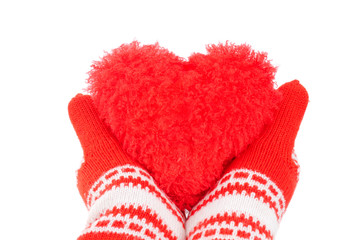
[{"left": 69, "top": 42, "right": 308, "bottom": 240}]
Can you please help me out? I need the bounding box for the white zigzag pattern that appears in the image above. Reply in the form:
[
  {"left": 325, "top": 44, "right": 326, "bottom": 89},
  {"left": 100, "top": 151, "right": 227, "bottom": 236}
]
[
  {"left": 87, "top": 164, "right": 183, "bottom": 219},
  {"left": 84, "top": 165, "right": 185, "bottom": 240},
  {"left": 190, "top": 169, "right": 286, "bottom": 219},
  {"left": 82, "top": 211, "right": 170, "bottom": 240},
  {"left": 190, "top": 220, "right": 272, "bottom": 240},
  {"left": 187, "top": 169, "right": 286, "bottom": 240}
]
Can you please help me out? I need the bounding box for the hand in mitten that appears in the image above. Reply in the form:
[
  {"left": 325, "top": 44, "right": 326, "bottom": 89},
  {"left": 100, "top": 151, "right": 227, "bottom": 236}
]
[
  {"left": 69, "top": 94, "right": 186, "bottom": 240},
  {"left": 186, "top": 80, "right": 309, "bottom": 240}
]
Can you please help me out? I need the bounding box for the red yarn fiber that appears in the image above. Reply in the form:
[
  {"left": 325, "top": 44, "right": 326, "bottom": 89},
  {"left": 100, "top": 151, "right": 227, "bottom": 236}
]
[{"left": 87, "top": 41, "right": 281, "bottom": 211}]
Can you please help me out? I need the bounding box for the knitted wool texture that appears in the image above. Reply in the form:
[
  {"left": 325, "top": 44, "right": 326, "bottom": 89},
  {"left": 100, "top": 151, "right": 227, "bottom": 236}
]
[
  {"left": 69, "top": 95, "right": 186, "bottom": 240},
  {"left": 186, "top": 81, "right": 309, "bottom": 240},
  {"left": 86, "top": 41, "right": 282, "bottom": 211},
  {"left": 69, "top": 80, "right": 308, "bottom": 240}
]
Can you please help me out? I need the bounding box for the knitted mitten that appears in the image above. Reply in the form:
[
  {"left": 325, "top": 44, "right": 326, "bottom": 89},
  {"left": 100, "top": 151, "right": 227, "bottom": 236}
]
[
  {"left": 69, "top": 94, "right": 186, "bottom": 240},
  {"left": 186, "top": 80, "right": 308, "bottom": 240}
]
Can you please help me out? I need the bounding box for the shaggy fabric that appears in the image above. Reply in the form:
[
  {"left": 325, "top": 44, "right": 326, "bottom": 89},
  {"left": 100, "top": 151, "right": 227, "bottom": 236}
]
[{"left": 86, "top": 41, "right": 282, "bottom": 211}]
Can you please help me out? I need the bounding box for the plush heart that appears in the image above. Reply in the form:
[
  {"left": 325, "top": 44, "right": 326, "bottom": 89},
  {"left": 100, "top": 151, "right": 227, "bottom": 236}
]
[{"left": 86, "top": 41, "right": 281, "bottom": 211}]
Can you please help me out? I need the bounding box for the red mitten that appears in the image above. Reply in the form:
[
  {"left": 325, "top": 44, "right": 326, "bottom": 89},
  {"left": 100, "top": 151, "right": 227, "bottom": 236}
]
[
  {"left": 186, "top": 80, "right": 308, "bottom": 240},
  {"left": 69, "top": 95, "right": 185, "bottom": 240}
]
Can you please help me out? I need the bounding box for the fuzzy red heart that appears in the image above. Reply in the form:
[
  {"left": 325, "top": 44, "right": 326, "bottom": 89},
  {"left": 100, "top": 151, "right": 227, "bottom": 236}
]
[{"left": 87, "top": 41, "right": 281, "bottom": 211}]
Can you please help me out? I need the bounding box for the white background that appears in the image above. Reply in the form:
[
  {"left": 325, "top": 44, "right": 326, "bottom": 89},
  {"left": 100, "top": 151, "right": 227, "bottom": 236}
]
[{"left": 1, "top": 1, "right": 360, "bottom": 239}]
